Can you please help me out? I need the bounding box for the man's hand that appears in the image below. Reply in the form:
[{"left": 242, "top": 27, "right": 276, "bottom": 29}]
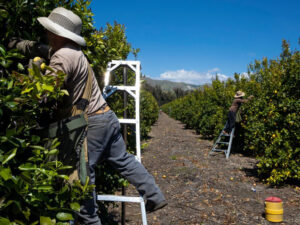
[
  {"left": 8, "top": 39, "right": 50, "bottom": 60},
  {"left": 8, "top": 37, "right": 22, "bottom": 49}
]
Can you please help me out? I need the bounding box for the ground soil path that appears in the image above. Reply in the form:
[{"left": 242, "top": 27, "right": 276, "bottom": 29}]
[{"left": 106, "top": 112, "right": 300, "bottom": 225}]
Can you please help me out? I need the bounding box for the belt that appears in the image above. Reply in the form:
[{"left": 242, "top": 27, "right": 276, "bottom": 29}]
[{"left": 90, "top": 106, "right": 110, "bottom": 116}]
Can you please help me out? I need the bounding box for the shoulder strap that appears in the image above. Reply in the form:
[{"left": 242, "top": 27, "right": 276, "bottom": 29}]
[{"left": 71, "top": 64, "right": 93, "bottom": 116}]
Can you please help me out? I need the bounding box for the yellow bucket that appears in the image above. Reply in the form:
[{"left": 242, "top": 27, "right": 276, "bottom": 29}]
[{"left": 265, "top": 196, "right": 283, "bottom": 222}]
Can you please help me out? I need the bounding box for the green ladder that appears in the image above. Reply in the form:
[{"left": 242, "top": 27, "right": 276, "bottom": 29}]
[{"left": 210, "top": 126, "right": 235, "bottom": 159}]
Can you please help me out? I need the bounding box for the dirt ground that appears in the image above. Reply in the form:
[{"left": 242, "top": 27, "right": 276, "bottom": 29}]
[{"left": 102, "top": 112, "right": 300, "bottom": 225}]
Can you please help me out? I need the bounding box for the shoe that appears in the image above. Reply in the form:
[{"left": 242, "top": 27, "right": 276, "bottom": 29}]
[
  {"left": 222, "top": 130, "right": 229, "bottom": 136},
  {"left": 146, "top": 200, "right": 167, "bottom": 213}
]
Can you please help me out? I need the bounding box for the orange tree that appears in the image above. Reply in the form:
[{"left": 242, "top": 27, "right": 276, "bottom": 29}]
[
  {"left": 140, "top": 90, "right": 159, "bottom": 138},
  {"left": 0, "top": 47, "right": 94, "bottom": 222},
  {"left": 241, "top": 41, "right": 300, "bottom": 185},
  {"left": 162, "top": 40, "right": 299, "bottom": 185},
  {"left": 162, "top": 77, "right": 236, "bottom": 139}
]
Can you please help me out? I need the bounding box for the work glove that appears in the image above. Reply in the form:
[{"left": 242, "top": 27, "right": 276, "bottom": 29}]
[
  {"left": 7, "top": 37, "right": 22, "bottom": 49},
  {"left": 8, "top": 38, "right": 50, "bottom": 60}
]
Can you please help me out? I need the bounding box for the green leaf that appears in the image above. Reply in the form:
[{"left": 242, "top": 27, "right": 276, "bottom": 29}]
[
  {"left": 48, "top": 149, "right": 58, "bottom": 155},
  {"left": 4, "top": 200, "right": 22, "bottom": 212},
  {"left": 32, "top": 63, "right": 43, "bottom": 79},
  {"left": 5, "top": 128, "right": 16, "bottom": 137},
  {"left": 36, "top": 186, "right": 54, "bottom": 192},
  {"left": 18, "top": 163, "right": 37, "bottom": 171},
  {"left": 30, "top": 221, "right": 39, "bottom": 225},
  {"left": 31, "top": 135, "right": 41, "bottom": 144},
  {"left": 60, "top": 90, "right": 69, "bottom": 96},
  {"left": 56, "top": 212, "right": 74, "bottom": 221},
  {"left": 57, "top": 175, "right": 69, "bottom": 180},
  {"left": 36, "top": 82, "right": 41, "bottom": 92},
  {"left": 83, "top": 176, "right": 90, "bottom": 192},
  {"left": 40, "top": 216, "right": 52, "bottom": 225},
  {"left": 42, "top": 84, "right": 54, "bottom": 92},
  {"left": 0, "top": 10, "right": 8, "bottom": 19},
  {"left": 5, "top": 101, "right": 18, "bottom": 108},
  {"left": 0, "top": 217, "right": 10, "bottom": 225},
  {"left": 17, "top": 63, "right": 25, "bottom": 71},
  {"left": 0, "top": 168, "right": 12, "bottom": 181},
  {"left": 0, "top": 45, "right": 6, "bottom": 55},
  {"left": 0, "top": 60, "right": 13, "bottom": 68},
  {"left": 21, "top": 87, "right": 34, "bottom": 94},
  {"left": 57, "top": 166, "right": 73, "bottom": 170},
  {"left": 70, "top": 202, "right": 80, "bottom": 212},
  {"left": 30, "top": 145, "right": 46, "bottom": 151},
  {"left": 10, "top": 52, "right": 24, "bottom": 59},
  {"left": 2, "top": 148, "right": 17, "bottom": 165},
  {"left": 20, "top": 171, "right": 32, "bottom": 183},
  {"left": 7, "top": 80, "right": 13, "bottom": 89},
  {"left": 14, "top": 218, "right": 27, "bottom": 225}
]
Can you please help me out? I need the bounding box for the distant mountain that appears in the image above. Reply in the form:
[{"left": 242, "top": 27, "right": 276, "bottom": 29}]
[{"left": 143, "top": 77, "right": 200, "bottom": 92}]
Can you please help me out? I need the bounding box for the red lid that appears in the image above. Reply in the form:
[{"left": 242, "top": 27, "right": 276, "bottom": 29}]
[{"left": 265, "top": 196, "right": 282, "bottom": 202}]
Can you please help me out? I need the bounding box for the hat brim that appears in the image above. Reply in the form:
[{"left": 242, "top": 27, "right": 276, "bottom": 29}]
[
  {"left": 234, "top": 93, "right": 245, "bottom": 98},
  {"left": 37, "top": 17, "right": 86, "bottom": 46}
]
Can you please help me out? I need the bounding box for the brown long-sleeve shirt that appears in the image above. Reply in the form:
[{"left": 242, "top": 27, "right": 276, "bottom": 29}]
[
  {"left": 14, "top": 40, "right": 106, "bottom": 117},
  {"left": 229, "top": 98, "right": 249, "bottom": 113},
  {"left": 48, "top": 43, "right": 106, "bottom": 116}
]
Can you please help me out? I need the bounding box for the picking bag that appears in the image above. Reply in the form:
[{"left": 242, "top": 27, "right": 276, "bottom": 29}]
[
  {"left": 235, "top": 107, "right": 242, "bottom": 123},
  {"left": 44, "top": 114, "right": 88, "bottom": 184},
  {"left": 42, "top": 64, "right": 93, "bottom": 185}
]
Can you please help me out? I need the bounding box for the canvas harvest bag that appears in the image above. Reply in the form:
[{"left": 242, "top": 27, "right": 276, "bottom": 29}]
[
  {"left": 42, "top": 65, "right": 93, "bottom": 185},
  {"left": 235, "top": 107, "right": 242, "bottom": 123}
]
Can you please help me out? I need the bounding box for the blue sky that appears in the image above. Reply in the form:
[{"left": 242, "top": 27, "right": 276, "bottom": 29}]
[{"left": 90, "top": 0, "right": 299, "bottom": 85}]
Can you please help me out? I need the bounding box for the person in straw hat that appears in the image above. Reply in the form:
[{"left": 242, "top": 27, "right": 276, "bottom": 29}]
[
  {"left": 9, "top": 7, "right": 167, "bottom": 224},
  {"left": 223, "top": 91, "right": 253, "bottom": 135}
]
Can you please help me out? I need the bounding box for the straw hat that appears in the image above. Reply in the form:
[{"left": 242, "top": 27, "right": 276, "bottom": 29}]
[
  {"left": 37, "top": 7, "right": 86, "bottom": 46},
  {"left": 234, "top": 91, "right": 245, "bottom": 98}
]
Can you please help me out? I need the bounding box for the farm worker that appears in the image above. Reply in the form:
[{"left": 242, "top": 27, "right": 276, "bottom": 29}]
[
  {"left": 9, "top": 7, "right": 166, "bottom": 225},
  {"left": 223, "top": 91, "right": 253, "bottom": 135}
]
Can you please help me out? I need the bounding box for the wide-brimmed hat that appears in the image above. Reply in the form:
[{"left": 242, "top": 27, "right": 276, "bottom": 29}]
[
  {"left": 234, "top": 91, "right": 245, "bottom": 98},
  {"left": 37, "top": 7, "right": 86, "bottom": 46}
]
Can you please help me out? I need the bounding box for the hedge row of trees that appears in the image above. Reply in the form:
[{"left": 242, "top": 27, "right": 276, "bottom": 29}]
[
  {"left": 162, "top": 41, "right": 299, "bottom": 186},
  {"left": 0, "top": 0, "right": 159, "bottom": 223}
]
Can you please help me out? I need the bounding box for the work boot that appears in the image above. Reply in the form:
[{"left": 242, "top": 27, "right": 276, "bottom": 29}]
[
  {"left": 222, "top": 130, "right": 230, "bottom": 136},
  {"left": 146, "top": 200, "right": 168, "bottom": 213}
]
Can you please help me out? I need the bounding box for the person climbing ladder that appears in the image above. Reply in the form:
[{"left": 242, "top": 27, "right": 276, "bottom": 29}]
[{"left": 223, "top": 91, "right": 254, "bottom": 135}]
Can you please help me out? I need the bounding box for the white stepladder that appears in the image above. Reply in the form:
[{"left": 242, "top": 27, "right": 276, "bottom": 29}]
[
  {"left": 210, "top": 124, "right": 235, "bottom": 159},
  {"left": 97, "top": 60, "right": 148, "bottom": 225}
]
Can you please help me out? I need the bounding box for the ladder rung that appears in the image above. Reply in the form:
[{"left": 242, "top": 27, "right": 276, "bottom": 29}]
[
  {"left": 97, "top": 195, "right": 144, "bottom": 203},
  {"left": 212, "top": 149, "right": 227, "bottom": 152},
  {"left": 119, "top": 118, "right": 137, "bottom": 124},
  {"left": 210, "top": 126, "right": 234, "bottom": 159}
]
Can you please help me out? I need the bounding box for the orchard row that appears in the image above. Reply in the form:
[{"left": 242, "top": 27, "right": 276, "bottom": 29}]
[{"left": 162, "top": 40, "right": 299, "bottom": 185}]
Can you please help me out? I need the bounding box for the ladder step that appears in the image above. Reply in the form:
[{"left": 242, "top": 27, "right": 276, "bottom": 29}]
[
  {"left": 119, "top": 118, "right": 137, "bottom": 124},
  {"left": 212, "top": 148, "right": 227, "bottom": 152},
  {"left": 210, "top": 126, "right": 234, "bottom": 159},
  {"left": 97, "top": 195, "right": 144, "bottom": 203}
]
